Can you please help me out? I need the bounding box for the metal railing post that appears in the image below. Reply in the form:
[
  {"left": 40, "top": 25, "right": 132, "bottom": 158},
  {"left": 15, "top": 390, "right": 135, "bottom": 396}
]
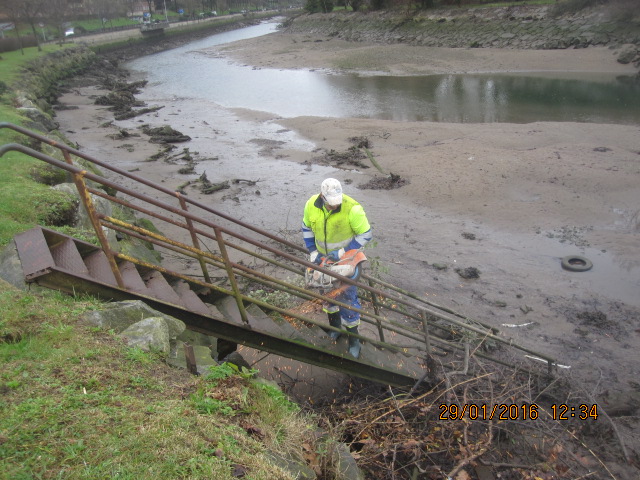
[
  {"left": 214, "top": 226, "right": 249, "bottom": 325},
  {"left": 178, "top": 194, "right": 211, "bottom": 284},
  {"left": 70, "top": 168, "right": 124, "bottom": 288}
]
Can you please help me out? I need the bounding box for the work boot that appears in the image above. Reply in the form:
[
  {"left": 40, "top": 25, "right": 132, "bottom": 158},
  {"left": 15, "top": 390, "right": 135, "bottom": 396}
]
[
  {"left": 327, "top": 312, "right": 342, "bottom": 340},
  {"left": 346, "top": 326, "right": 361, "bottom": 359}
]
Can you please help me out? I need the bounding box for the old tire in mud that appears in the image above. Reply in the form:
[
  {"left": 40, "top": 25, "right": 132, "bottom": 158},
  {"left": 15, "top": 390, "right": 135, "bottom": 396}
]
[{"left": 561, "top": 255, "right": 593, "bottom": 272}]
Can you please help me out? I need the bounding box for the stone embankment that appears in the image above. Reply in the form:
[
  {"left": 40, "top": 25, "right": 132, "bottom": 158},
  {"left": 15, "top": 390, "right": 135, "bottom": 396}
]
[{"left": 285, "top": 5, "right": 640, "bottom": 68}]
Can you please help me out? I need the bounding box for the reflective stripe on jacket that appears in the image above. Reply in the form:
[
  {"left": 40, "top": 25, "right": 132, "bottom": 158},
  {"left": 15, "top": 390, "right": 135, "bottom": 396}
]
[{"left": 302, "top": 193, "right": 371, "bottom": 254}]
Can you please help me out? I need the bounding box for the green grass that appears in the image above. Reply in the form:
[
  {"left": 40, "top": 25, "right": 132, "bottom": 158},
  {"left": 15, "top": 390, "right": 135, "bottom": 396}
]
[
  {"left": 0, "top": 44, "right": 87, "bottom": 247},
  {"left": 0, "top": 285, "right": 318, "bottom": 479},
  {"left": 0, "top": 44, "right": 68, "bottom": 85},
  {"left": 0, "top": 146, "right": 79, "bottom": 245}
]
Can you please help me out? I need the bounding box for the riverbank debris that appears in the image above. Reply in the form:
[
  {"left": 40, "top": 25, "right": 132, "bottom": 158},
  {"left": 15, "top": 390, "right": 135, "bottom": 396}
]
[
  {"left": 141, "top": 124, "right": 191, "bottom": 144},
  {"left": 358, "top": 172, "right": 408, "bottom": 190}
]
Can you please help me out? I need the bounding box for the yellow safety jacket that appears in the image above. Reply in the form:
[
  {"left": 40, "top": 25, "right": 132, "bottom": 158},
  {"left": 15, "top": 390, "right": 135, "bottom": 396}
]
[{"left": 302, "top": 194, "right": 371, "bottom": 254}]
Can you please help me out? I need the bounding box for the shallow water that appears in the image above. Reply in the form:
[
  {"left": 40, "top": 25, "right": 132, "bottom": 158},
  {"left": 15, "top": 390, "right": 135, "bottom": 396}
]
[{"left": 126, "top": 21, "right": 640, "bottom": 125}]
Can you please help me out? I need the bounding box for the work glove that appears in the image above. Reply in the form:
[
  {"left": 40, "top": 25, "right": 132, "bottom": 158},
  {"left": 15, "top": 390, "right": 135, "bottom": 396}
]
[
  {"left": 327, "top": 248, "right": 345, "bottom": 262},
  {"left": 309, "top": 250, "right": 323, "bottom": 265}
]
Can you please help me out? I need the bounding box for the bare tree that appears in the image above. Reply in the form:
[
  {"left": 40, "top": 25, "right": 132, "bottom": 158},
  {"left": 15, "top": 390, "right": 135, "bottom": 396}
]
[
  {"left": 86, "top": 0, "right": 128, "bottom": 30},
  {"left": 1, "top": 0, "right": 46, "bottom": 51},
  {"left": 122, "top": 0, "right": 141, "bottom": 17},
  {"left": 144, "top": 0, "right": 155, "bottom": 19},
  {"left": 181, "top": 0, "right": 201, "bottom": 17},
  {"left": 43, "top": 0, "right": 72, "bottom": 44},
  {"left": 0, "top": 0, "right": 25, "bottom": 54}
]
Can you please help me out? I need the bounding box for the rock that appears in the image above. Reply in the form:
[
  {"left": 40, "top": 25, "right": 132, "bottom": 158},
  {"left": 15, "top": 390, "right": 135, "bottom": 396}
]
[
  {"left": 176, "top": 328, "right": 216, "bottom": 347},
  {"left": 617, "top": 45, "right": 638, "bottom": 64},
  {"left": 51, "top": 182, "right": 114, "bottom": 230},
  {"left": 455, "top": 267, "right": 481, "bottom": 279},
  {"left": 0, "top": 242, "right": 32, "bottom": 290},
  {"left": 16, "top": 107, "right": 59, "bottom": 132},
  {"left": 332, "top": 442, "right": 365, "bottom": 480},
  {"left": 266, "top": 452, "right": 317, "bottom": 479},
  {"left": 80, "top": 299, "right": 185, "bottom": 337},
  {"left": 121, "top": 316, "right": 171, "bottom": 354}
]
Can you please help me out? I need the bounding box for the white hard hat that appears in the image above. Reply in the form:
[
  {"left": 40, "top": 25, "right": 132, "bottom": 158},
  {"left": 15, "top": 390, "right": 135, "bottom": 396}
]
[{"left": 321, "top": 178, "right": 343, "bottom": 206}]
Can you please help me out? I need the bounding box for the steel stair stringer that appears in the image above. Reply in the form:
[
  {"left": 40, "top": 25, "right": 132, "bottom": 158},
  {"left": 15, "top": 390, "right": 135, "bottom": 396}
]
[{"left": 13, "top": 226, "right": 418, "bottom": 387}]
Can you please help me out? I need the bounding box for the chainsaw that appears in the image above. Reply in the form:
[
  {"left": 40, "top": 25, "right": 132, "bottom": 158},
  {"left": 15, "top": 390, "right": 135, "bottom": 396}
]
[{"left": 305, "top": 249, "right": 367, "bottom": 289}]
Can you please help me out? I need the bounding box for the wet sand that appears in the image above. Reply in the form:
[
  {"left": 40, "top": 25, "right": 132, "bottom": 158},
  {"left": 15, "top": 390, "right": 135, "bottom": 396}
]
[{"left": 55, "top": 31, "right": 640, "bottom": 416}]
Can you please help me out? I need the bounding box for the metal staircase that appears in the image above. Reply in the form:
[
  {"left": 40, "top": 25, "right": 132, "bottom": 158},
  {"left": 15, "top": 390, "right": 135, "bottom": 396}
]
[
  {"left": 13, "top": 225, "right": 419, "bottom": 385},
  {"left": 1, "top": 122, "right": 558, "bottom": 388}
]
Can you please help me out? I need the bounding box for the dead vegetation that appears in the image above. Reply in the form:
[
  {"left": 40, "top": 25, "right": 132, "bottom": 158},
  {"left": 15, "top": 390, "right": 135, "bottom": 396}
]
[
  {"left": 93, "top": 73, "right": 163, "bottom": 121},
  {"left": 316, "top": 357, "right": 636, "bottom": 480},
  {"left": 309, "top": 145, "right": 370, "bottom": 169},
  {"left": 358, "top": 172, "right": 409, "bottom": 190},
  {"left": 306, "top": 135, "right": 410, "bottom": 190}
]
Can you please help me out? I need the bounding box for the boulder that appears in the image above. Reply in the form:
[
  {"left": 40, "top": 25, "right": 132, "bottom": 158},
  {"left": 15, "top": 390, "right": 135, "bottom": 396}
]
[
  {"left": 80, "top": 299, "right": 185, "bottom": 337},
  {"left": 265, "top": 451, "right": 317, "bottom": 480},
  {"left": 17, "top": 107, "right": 59, "bottom": 132},
  {"left": 0, "top": 241, "right": 30, "bottom": 290},
  {"left": 617, "top": 44, "right": 638, "bottom": 64},
  {"left": 121, "top": 316, "right": 171, "bottom": 354},
  {"left": 52, "top": 183, "right": 114, "bottom": 231},
  {"left": 332, "top": 442, "right": 365, "bottom": 480}
]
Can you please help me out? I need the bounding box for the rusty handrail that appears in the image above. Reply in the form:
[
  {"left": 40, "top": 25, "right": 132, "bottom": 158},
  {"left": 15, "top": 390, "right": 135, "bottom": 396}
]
[{"left": 0, "top": 127, "right": 560, "bottom": 375}]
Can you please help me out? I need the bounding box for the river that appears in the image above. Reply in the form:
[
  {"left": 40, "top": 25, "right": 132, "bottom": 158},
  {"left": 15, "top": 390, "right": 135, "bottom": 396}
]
[{"left": 126, "top": 20, "right": 640, "bottom": 125}]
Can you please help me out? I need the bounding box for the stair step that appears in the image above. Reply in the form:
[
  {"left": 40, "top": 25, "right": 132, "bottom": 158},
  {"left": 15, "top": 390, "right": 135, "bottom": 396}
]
[
  {"left": 144, "top": 270, "right": 184, "bottom": 306},
  {"left": 245, "top": 303, "right": 287, "bottom": 335},
  {"left": 205, "top": 302, "right": 225, "bottom": 319},
  {"left": 50, "top": 238, "right": 89, "bottom": 275},
  {"left": 119, "top": 261, "right": 149, "bottom": 295},
  {"left": 174, "top": 280, "right": 211, "bottom": 316},
  {"left": 215, "top": 296, "right": 290, "bottom": 337},
  {"left": 359, "top": 342, "right": 416, "bottom": 374},
  {"left": 272, "top": 315, "right": 330, "bottom": 346},
  {"left": 83, "top": 250, "right": 118, "bottom": 286},
  {"left": 214, "top": 295, "right": 248, "bottom": 325},
  {"left": 13, "top": 227, "right": 56, "bottom": 278}
]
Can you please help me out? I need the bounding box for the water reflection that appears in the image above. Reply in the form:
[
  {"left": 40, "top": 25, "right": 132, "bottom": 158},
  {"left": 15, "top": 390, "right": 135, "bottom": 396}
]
[
  {"left": 127, "top": 21, "right": 640, "bottom": 125},
  {"left": 325, "top": 73, "right": 640, "bottom": 123}
]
